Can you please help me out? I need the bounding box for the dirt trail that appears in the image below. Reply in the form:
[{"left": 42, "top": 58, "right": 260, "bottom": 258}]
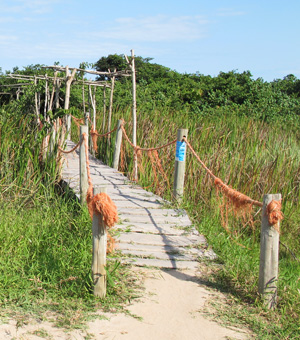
[{"left": 0, "top": 268, "right": 251, "bottom": 340}]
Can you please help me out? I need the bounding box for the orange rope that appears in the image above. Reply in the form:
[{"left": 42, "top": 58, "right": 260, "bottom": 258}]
[
  {"left": 267, "top": 200, "right": 283, "bottom": 231},
  {"left": 90, "top": 128, "right": 98, "bottom": 153},
  {"left": 91, "top": 125, "right": 118, "bottom": 138},
  {"left": 121, "top": 124, "right": 177, "bottom": 152},
  {"left": 183, "top": 137, "right": 263, "bottom": 208},
  {"left": 81, "top": 133, "right": 118, "bottom": 253},
  {"left": 183, "top": 136, "right": 284, "bottom": 227},
  {"left": 71, "top": 115, "right": 84, "bottom": 127},
  {"left": 58, "top": 140, "right": 81, "bottom": 154}
]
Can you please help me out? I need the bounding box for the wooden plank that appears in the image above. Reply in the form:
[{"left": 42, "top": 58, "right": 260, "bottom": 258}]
[
  {"left": 116, "top": 222, "right": 189, "bottom": 236},
  {"left": 118, "top": 232, "right": 206, "bottom": 248},
  {"left": 119, "top": 249, "right": 195, "bottom": 261},
  {"left": 120, "top": 258, "right": 199, "bottom": 270},
  {"left": 60, "top": 139, "right": 215, "bottom": 270},
  {"left": 118, "top": 213, "right": 192, "bottom": 225},
  {"left": 116, "top": 242, "right": 216, "bottom": 260}
]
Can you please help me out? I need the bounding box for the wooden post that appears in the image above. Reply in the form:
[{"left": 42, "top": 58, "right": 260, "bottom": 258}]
[
  {"left": 89, "top": 85, "right": 97, "bottom": 155},
  {"left": 34, "top": 76, "right": 40, "bottom": 127},
  {"left": 125, "top": 50, "right": 138, "bottom": 181},
  {"left": 258, "top": 193, "right": 281, "bottom": 309},
  {"left": 131, "top": 50, "right": 137, "bottom": 181},
  {"left": 65, "top": 66, "right": 76, "bottom": 140},
  {"left": 82, "top": 84, "right": 86, "bottom": 115},
  {"left": 113, "top": 120, "right": 123, "bottom": 169},
  {"left": 92, "top": 186, "right": 107, "bottom": 298},
  {"left": 79, "top": 125, "right": 89, "bottom": 205},
  {"left": 106, "top": 71, "right": 115, "bottom": 164},
  {"left": 173, "top": 129, "right": 188, "bottom": 203},
  {"left": 102, "top": 85, "right": 106, "bottom": 134}
]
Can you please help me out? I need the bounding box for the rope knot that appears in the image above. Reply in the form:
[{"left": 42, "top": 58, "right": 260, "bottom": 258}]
[
  {"left": 266, "top": 200, "right": 283, "bottom": 230},
  {"left": 87, "top": 190, "right": 118, "bottom": 228}
]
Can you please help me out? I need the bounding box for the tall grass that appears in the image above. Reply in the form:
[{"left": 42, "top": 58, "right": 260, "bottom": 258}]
[
  {"left": 0, "top": 108, "right": 139, "bottom": 327},
  {"left": 92, "top": 104, "right": 300, "bottom": 338}
]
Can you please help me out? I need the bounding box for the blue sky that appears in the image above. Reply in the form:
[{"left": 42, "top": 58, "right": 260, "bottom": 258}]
[{"left": 0, "top": 0, "right": 299, "bottom": 81}]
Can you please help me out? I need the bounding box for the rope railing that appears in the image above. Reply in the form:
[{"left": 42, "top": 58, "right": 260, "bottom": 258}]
[
  {"left": 57, "top": 118, "right": 283, "bottom": 307},
  {"left": 183, "top": 136, "right": 264, "bottom": 209},
  {"left": 59, "top": 118, "right": 282, "bottom": 228},
  {"left": 58, "top": 140, "right": 81, "bottom": 154},
  {"left": 120, "top": 123, "right": 177, "bottom": 152}
]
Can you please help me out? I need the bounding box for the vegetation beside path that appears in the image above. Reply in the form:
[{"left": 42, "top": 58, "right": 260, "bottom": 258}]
[
  {"left": 1, "top": 56, "right": 300, "bottom": 338},
  {"left": 0, "top": 109, "right": 140, "bottom": 329}
]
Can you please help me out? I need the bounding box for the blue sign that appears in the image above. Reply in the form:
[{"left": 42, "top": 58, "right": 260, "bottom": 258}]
[{"left": 175, "top": 141, "right": 186, "bottom": 162}]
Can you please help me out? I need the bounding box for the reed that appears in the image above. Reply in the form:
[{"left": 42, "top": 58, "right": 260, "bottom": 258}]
[{"left": 93, "top": 103, "right": 300, "bottom": 338}]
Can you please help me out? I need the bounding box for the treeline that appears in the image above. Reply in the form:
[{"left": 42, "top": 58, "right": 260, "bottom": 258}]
[
  {"left": 1, "top": 54, "right": 300, "bottom": 124},
  {"left": 95, "top": 55, "right": 300, "bottom": 122}
]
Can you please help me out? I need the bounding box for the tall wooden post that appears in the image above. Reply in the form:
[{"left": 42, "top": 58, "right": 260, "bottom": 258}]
[
  {"left": 65, "top": 66, "right": 76, "bottom": 140},
  {"left": 173, "top": 129, "right": 188, "bottom": 203},
  {"left": 113, "top": 119, "right": 123, "bottom": 169},
  {"left": 79, "top": 125, "right": 89, "bottom": 205},
  {"left": 131, "top": 50, "right": 138, "bottom": 181},
  {"left": 125, "top": 50, "right": 138, "bottom": 181},
  {"left": 82, "top": 84, "right": 86, "bottom": 115},
  {"left": 34, "top": 76, "right": 40, "bottom": 127},
  {"left": 92, "top": 186, "right": 107, "bottom": 298},
  {"left": 106, "top": 71, "right": 115, "bottom": 164},
  {"left": 258, "top": 193, "right": 281, "bottom": 309},
  {"left": 102, "top": 85, "right": 106, "bottom": 134},
  {"left": 89, "top": 85, "right": 97, "bottom": 155}
]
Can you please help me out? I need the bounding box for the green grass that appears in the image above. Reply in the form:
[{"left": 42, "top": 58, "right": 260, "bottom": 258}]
[
  {"left": 3, "top": 98, "right": 300, "bottom": 337},
  {"left": 93, "top": 104, "right": 300, "bottom": 339},
  {"left": 0, "top": 109, "right": 142, "bottom": 329}
]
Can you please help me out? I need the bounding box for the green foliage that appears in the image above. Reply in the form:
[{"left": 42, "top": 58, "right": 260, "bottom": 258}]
[
  {"left": 0, "top": 106, "right": 139, "bottom": 327},
  {"left": 2, "top": 55, "right": 300, "bottom": 336}
]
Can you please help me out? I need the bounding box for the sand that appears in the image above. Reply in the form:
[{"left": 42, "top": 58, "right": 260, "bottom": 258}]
[{"left": 0, "top": 268, "right": 251, "bottom": 340}]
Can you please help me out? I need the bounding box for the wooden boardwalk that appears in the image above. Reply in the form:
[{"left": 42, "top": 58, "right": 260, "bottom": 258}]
[{"left": 61, "top": 140, "right": 216, "bottom": 270}]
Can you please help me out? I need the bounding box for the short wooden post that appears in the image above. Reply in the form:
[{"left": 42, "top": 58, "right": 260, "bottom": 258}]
[
  {"left": 112, "top": 120, "right": 123, "bottom": 170},
  {"left": 92, "top": 186, "right": 107, "bottom": 298},
  {"left": 79, "top": 125, "right": 89, "bottom": 205},
  {"left": 173, "top": 129, "right": 188, "bottom": 203},
  {"left": 258, "top": 193, "right": 281, "bottom": 309},
  {"left": 49, "top": 125, "right": 56, "bottom": 155}
]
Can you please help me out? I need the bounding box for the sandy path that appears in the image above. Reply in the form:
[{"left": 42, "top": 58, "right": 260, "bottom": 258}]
[{"left": 0, "top": 268, "right": 251, "bottom": 340}]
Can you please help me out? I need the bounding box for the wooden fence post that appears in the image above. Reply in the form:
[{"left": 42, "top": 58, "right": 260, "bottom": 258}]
[
  {"left": 65, "top": 66, "right": 76, "bottom": 141},
  {"left": 173, "top": 129, "right": 188, "bottom": 203},
  {"left": 113, "top": 120, "right": 123, "bottom": 170},
  {"left": 79, "top": 125, "right": 89, "bottom": 205},
  {"left": 258, "top": 193, "right": 281, "bottom": 309},
  {"left": 92, "top": 186, "right": 107, "bottom": 298}
]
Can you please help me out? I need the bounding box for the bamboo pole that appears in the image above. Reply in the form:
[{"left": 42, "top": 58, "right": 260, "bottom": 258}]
[
  {"left": 89, "top": 85, "right": 97, "bottom": 155},
  {"left": 130, "top": 50, "right": 138, "bottom": 181},
  {"left": 173, "top": 129, "right": 188, "bottom": 203},
  {"left": 34, "top": 76, "right": 40, "bottom": 126},
  {"left": 258, "top": 193, "right": 281, "bottom": 309},
  {"left": 79, "top": 125, "right": 89, "bottom": 205},
  {"left": 113, "top": 120, "right": 123, "bottom": 169},
  {"left": 92, "top": 186, "right": 107, "bottom": 298},
  {"left": 106, "top": 71, "right": 115, "bottom": 164},
  {"left": 102, "top": 85, "right": 106, "bottom": 134},
  {"left": 65, "top": 66, "right": 76, "bottom": 140},
  {"left": 82, "top": 84, "right": 86, "bottom": 115},
  {"left": 44, "top": 74, "right": 48, "bottom": 117}
]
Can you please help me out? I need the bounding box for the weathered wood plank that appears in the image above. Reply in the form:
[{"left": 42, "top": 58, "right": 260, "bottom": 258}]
[
  {"left": 60, "top": 140, "right": 215, "bottom": 270},
  {"left": 120, "top": 258, "right": 199, "bottom": 270},
  {"left": 118, "top": 232, "right": 206, "bottom": 248}
]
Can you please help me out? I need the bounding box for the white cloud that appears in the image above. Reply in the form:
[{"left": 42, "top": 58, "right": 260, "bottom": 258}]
[
  {"left": 92, "top": 15, "right": 209, "bottom": 42},
  {"left": 217, "top": 8, "right": 246, "bottom": 17},
  {"left": 0, "top": 0, "right": 59, "bottom": 15},
  {"left": 0, "top": 35, "right": 18, "bottom": 42}
]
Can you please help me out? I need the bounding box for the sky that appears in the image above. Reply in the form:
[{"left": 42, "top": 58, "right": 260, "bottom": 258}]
[{"left": 0, "top": 0, "right": 300, "bottom": 82}]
